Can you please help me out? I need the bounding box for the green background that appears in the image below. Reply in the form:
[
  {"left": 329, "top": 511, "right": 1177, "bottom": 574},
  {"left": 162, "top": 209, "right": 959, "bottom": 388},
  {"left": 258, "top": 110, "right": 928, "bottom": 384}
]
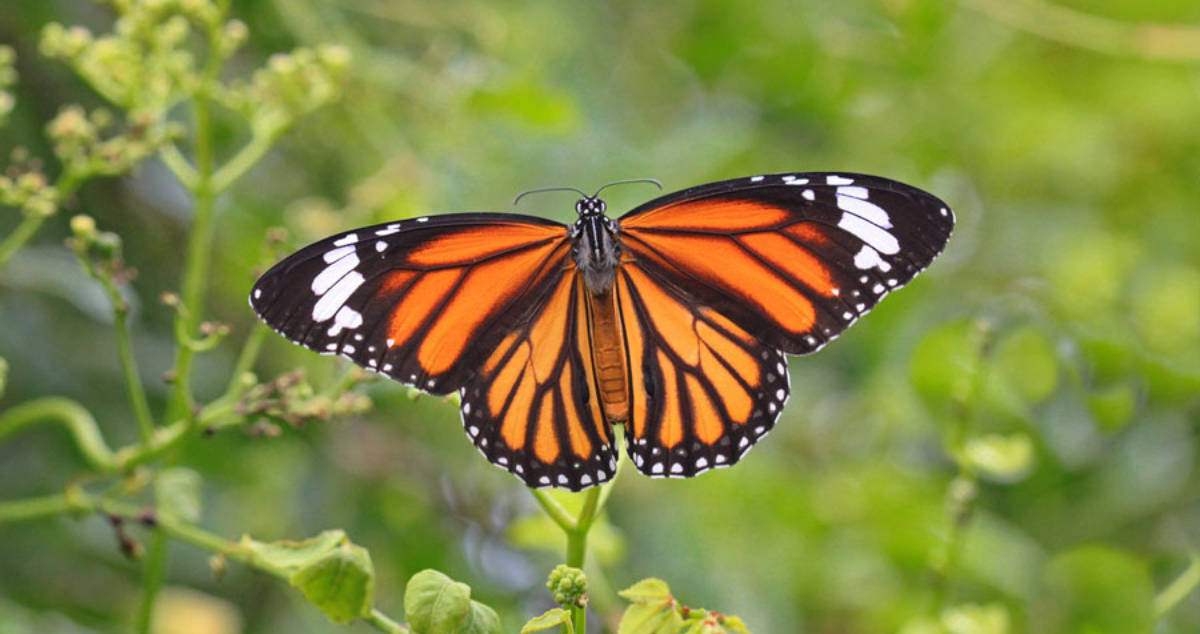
[{"left": 2, "top": 1, "right": 1200, "bottom": 632}]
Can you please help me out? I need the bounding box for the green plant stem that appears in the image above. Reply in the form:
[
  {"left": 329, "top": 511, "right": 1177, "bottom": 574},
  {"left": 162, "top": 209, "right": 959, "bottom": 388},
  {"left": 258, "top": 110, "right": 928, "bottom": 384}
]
[
  {"left": 165, "top": 23, "right": 223, "bottom": 426},
  {"left": 212, "top": 129, "right": 283, "bottom": 192},
  {"left": 0, "top": 212, "right": 50, "bottom": 273},
  {"left": 159, "top": 142, "right": 197, "bottom": 189},
  {"left": 0, "top": 493, "right": 76, "bottom": 523},
  {"left": 137, "top": 532, "right": 169, "bottom": 634},
  {"left": 0, "top": 397, "right": 117, "bottom": 471},
  {"left": 530, "top": 489, "right": 576, "bottom": 533},
  {"left": 102, "top": 278, "right": 156, "bottom": 441},
  {"left": 566, "top": 487, "right": 600, "bottom": 634},
  {"left": 366, "top": 609, "right": 410, "bottom": 633},
  {"left": 0, "top": 489, "right": 406, "bottom": 633},
  {"left": 1155, "top": 553, "right": 1200, "bottom": 619}
]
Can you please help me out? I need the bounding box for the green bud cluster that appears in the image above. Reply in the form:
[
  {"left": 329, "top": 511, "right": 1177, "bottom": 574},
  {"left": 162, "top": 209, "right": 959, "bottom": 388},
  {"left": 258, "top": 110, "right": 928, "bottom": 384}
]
[
  {"left": 44, "top": 105, "right": 177, "bottom": 182},
  {"left": 0, "top": 159, "right": 58, "bottom": 218},
  {"left": 229, "top": 369, "right": 372, "bottom": 434},
  {"left": 223, "top": 44, "right": 352, "bottom": 138},
  {"left": 546, "top": 564, "right": 588, "bottom": 608},
  {"left": 67, "top": 214, "right": 130, "bottom": 284}
]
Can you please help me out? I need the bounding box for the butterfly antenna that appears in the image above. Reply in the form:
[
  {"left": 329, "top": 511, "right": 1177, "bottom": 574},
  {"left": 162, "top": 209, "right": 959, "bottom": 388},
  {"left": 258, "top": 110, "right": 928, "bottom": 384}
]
[
  {"left": 592, "top": 177, "right": 663, "bottom": 198},
  {"left": 513, "top": 186, "right": 590, "bottom": 206}
]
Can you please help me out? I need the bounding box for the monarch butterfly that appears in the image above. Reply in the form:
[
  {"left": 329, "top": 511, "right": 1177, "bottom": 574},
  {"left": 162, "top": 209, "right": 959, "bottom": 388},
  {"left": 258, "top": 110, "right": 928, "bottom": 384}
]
[{"left": 251, "top": 172, "right": 954, "bottom": 490}]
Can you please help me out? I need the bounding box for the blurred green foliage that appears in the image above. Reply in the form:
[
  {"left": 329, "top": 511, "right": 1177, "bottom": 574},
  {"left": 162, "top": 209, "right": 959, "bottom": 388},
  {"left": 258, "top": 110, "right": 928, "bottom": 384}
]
[{"left": 2, "top": 0, "right": 1200, "bottom": 633}]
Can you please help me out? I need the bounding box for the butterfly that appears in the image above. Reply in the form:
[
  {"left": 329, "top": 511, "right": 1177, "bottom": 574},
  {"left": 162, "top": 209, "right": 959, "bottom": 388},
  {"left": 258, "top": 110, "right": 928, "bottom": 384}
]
[{"left": 251, "top": 172, "right": 954, "bottom": 490}]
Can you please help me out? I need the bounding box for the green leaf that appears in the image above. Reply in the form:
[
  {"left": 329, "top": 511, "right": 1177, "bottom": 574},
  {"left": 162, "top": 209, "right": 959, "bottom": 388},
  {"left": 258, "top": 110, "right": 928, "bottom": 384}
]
[
  {"left": 239, "top": 529, "right": 346, "bottom": 574},
  {"left": 404, "top": 569, "right": 500, "bottom": 634},
  {"left": 289, "top": 542, "right": 374, "bottom": 624},
  {"left": 990, "top": 326, "right": 1059, "bottom": 405},
  {"left": 910, "top": 320, "right": 981, "bottom": 413},
  {"left": 618, "top": 578, "right": 671, "bottom": 603},
  {"left": 521, "top": 608, "right": 572, "bottom": 633},
  {"left": 1032, "top": 546, "right": 1154, "bottom": 634},
  {"left": 617, "top": 602, "right": 683, "bottom": 634},
  {"left": 155, "top": 467, "right": 203, "bottom": 522},
  {"left": 458, "top": 600, "right": 501, "bottom": 634}
]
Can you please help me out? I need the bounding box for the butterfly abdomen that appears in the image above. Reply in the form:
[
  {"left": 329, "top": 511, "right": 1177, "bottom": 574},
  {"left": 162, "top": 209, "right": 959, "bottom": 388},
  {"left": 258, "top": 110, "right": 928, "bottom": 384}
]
[{"left": 584, "top": 287, "right": 630, "bottom": 423}]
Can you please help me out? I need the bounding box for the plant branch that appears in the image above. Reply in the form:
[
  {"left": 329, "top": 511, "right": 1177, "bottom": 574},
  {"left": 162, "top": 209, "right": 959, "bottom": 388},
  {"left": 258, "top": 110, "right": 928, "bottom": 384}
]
[
  {"left": 98, "top": 275, "right": 156, "bottom": 441},
  {"left": 0, "top": 489, "right": 407, "bottom": 633},
  {"left": 0, "top": 397, "right": 117, "bottom": 471},
  {"left": 963, "top": 0, "right": 1200, "bottom": 61},
  {"left": 137, "top": 532, "right": 169, "bottom": 634},
  {"left": 530, "top": 489, "right": 576, "bottom": 533},
  {"left": 212, "top": 129, "right": 283, "bottom": 192},
  {"left": 159, "top": 142, "right": 198, "bottom": 189},
  {"left": 1155, "top": 552, "right": 1200, "bottom": 619},
  {"left": 165, "top": 19, "right": 225, "bottom": 425},
  {"left": 0, "top": 493, "right": 77, "bottom": 523}
]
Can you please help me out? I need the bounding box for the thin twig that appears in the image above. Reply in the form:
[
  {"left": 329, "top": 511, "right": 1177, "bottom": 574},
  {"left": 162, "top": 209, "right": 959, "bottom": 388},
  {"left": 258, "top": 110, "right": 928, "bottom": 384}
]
[{"left": 964, "top": 0, "right": 1200, "bottom": 61}]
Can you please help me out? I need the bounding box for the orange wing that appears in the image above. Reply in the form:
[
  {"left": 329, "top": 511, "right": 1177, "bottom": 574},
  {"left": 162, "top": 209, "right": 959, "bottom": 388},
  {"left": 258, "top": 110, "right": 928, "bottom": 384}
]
[
  {"left": 252, "top": 214, "right": 616, "bottom": 489},
  {"left": 459, "top": 270, "right": 618, "bottom": 489},
  {"left": 615, "top": 264, "right": 789, "bottom": 477},
  {"left": 615, "top": 172, "right": 954, "bottom": 476},
  {"left": 619, "top": 172, "right": 954, "bottom": 355},
  {"left": 251, "top": 213, "right": 570, "bottom": 393}
]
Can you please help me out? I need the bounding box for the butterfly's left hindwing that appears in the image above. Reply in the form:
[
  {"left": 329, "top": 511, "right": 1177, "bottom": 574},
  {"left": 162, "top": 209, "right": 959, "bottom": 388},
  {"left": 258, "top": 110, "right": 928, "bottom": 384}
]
[{"left": 251, "top": 214, "right": 570, "bottom": 394}]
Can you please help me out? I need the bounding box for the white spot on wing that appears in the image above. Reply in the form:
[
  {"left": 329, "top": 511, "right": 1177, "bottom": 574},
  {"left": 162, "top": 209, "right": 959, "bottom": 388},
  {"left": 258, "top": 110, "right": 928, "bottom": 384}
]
[
  {"left": 839, "top": 215, "right": 899, "bottom": 254},
  {"left": 375, "top": 241, "right": 387, "bottom": 252},
  {"left": 333, "top": 233, "right": 357, "bottom": 247},
  {"left": 750, "top": 175, "right": 765, "bottom": 182},
  {"left": 312, "top": 272, "right": 365, "bottom": 321},
  {"left": 836, "top": 185, "right": 869, "bottom": 200},
  {"left": 853, "top": 245, "right": 893, "bottom": 272},
  {"left": 335, "top": 305, "right": 363, "bottom": 331},
  {"left": 826, "top": 175, "right": 854, "bottom": 185},
  {"left": 312, "top": 253, "right": 360, "bottom": 295},
  {"left": 802, "top": 189, "right": 815, "bottom": 201},
  {"left": 838, "top": 194, "right": 891, "bottom": 227}
]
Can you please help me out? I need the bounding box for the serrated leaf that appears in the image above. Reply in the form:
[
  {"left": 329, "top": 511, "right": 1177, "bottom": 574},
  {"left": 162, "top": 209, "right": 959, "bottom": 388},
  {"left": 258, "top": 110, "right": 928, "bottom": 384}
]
[
  {"left": 239, "top": 530, "right": 346, "bottom": 574},
  {"left": 155, "top": 467, "right": 203, "bottom": 522},
  {"left": 289, "top": 542, "right": 374, "bottom": 624},
  {"left": 521, "top": 607, "right": 572, "bottom": 633},
  {"left": 617, "top": 602, "right": 683, "bottom": 634},
  {"left": 618, "top": 578, "right": 671, "bottom": 602}
]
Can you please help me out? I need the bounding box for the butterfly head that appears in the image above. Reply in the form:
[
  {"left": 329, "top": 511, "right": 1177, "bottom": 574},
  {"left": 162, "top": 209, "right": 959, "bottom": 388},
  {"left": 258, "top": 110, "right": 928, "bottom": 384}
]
[{"left": 575, "top": 196, "right": 607, "bottom": 217}]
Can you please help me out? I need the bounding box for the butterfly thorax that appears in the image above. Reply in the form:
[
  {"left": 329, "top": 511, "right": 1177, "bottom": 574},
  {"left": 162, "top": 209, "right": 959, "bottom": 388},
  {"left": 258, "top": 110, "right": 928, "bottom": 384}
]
[
  {"left": 571, "top": 201, "right": 621, "bottom": 294},
  {"left": 571, "top": 197, "right": 631, "bottom": 424}
]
